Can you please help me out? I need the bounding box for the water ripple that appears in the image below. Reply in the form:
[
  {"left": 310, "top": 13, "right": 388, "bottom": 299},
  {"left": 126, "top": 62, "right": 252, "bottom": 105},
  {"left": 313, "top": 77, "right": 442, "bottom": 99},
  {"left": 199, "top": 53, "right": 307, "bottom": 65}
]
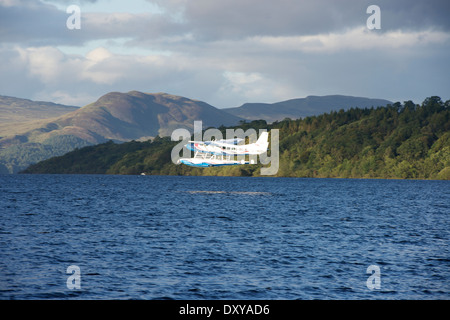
[{"left": 0, "top": 175, "right": 448, "bottom": 299}]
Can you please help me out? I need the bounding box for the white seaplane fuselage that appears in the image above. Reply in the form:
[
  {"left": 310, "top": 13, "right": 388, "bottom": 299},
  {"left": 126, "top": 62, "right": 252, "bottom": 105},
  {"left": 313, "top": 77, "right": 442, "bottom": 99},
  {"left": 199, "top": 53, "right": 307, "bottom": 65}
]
[{"left": 178, "top": 132, "right": 269, "bottom": 167}]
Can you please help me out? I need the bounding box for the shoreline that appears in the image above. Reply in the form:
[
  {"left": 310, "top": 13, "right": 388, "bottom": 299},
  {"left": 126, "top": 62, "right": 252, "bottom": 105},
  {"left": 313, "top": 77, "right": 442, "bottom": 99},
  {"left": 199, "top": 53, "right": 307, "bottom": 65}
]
[{"left": 12, "top": 172, "right": 450, "bottom": 181}]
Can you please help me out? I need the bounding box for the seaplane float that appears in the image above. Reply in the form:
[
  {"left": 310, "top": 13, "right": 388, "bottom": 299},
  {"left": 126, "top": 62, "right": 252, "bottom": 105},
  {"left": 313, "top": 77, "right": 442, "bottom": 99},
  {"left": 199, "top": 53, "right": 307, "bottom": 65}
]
[{"left": 177, "top": 131, "right": 269, "bottom": 167}]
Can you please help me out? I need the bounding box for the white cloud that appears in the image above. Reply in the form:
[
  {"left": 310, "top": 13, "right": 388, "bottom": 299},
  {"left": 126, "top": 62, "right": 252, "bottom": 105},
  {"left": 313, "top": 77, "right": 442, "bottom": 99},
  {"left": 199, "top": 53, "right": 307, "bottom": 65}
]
[
  {"left": 85, "top": 46, "right": 112, "bottom": 61},
  {"left": 250, "top": 28, "right": 450, "bottom": 53},
  {"left": 0, "top": 0, "right": 40, "bottom": 7},
  {"left": 215, "top": 71, "right": 298, "bottom": 106},
  {"left": 2, "top": 45, "right": 225, "bottom": 106},
  {"left": 17, "top": 46, "right": 65, "bottom": 83},
  {"left": 34, "top": 90, "right": 98, "bottom": 106},
  {"left": 220, "top": 71, "right": 266, "bottom": 103},
  {"left": 0, "top": 0, "right": 18, "bottom": 6}
]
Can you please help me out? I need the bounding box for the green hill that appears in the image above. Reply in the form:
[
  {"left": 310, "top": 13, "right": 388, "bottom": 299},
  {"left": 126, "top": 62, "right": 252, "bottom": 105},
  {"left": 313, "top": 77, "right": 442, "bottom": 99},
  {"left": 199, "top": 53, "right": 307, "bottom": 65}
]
[{"left": 21, "top": 96, "right": 450, "bottom": 180}]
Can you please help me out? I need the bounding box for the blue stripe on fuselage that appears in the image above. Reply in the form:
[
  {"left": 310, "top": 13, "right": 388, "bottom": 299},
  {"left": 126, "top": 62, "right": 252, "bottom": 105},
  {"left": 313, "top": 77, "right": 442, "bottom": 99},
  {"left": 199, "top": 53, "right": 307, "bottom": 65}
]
[{"left": 179, "top": 159, "right": 241, "bottom": 167}]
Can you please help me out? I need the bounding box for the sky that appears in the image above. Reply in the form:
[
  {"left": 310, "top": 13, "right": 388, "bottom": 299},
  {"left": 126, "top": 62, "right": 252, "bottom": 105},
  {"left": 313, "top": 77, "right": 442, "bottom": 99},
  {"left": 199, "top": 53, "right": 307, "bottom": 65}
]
[{"left": 0, "top": 0, "right": 449, "bottom": 108}]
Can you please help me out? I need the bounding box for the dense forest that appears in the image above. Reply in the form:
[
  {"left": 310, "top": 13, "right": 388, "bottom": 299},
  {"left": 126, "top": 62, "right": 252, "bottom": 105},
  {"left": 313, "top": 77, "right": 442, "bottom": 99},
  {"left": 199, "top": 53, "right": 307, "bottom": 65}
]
[
  {"left": 0, "top": 135, "right": 92, "bottom": 174},
  {"left": 22, "top": 96, "right": 450, "bottom": 180}
]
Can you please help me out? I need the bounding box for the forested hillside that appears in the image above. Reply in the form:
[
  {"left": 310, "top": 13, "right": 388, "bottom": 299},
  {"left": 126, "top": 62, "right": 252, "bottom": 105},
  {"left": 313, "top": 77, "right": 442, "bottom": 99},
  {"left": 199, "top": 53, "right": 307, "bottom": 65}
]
[{"left": 22, "top": 96, "right": 450, "bottom": 180}]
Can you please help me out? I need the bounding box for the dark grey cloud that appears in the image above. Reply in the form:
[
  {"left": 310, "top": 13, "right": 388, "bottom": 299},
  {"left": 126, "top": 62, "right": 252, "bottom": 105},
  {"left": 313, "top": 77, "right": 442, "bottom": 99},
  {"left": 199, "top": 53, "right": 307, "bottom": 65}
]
[
  {"left": 151, "top": 0, "right": 450, "bottom": 41},
  {"left": 2, "top": 0, "right": 449, "bottom": 48},
  {"left": 152, "top": 0, "right": 366, "bottom": 40},
  {"left": 43, "top": 0, "right": 98, "bottom": 3},
  {"left": 0, "top": 2, "right": 68, "bottom": 45},
  {"left": 372, "top": 0, "right": 450, "bottom": 32},
  {"left": 0, "top": 1, "right": 181, "bottom": 46}
]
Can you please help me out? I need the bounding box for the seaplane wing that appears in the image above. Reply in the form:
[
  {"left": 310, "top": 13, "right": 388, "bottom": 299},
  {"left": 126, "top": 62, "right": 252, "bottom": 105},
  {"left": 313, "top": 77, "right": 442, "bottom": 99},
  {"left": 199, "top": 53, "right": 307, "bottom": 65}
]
[
  {"left": 215, "top": 138, "right": 244, "bottom": 145},
  {"left": 188, "top": 138, "right": 243, "bottom": 145},
  {"left": 178, "top": 131, "right": 269, "bottom": 168}
]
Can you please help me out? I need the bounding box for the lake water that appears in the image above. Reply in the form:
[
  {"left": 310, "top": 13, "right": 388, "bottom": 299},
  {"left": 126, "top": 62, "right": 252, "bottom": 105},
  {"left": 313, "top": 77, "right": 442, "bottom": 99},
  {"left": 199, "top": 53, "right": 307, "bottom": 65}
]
[{"left": 0, "top": 174, "right": 448, "bottom": 300}]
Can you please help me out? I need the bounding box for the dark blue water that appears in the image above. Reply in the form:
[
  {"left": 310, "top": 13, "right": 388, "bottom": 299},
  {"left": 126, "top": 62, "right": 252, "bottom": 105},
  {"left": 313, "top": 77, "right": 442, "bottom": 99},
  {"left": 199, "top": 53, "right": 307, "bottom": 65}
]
[{"left": 0, "top": 174, "right": 448, "bottom": 300}]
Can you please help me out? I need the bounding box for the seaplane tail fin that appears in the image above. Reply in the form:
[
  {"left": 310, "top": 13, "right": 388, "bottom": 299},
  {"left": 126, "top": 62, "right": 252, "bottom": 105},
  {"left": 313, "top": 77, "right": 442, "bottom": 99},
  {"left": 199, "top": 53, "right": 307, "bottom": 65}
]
[
  {"left": 257, "top": 131, "right": 269, "bottom": 145},
  {"left": 253, "top": 131, "right": 269, "bottom": 153}
]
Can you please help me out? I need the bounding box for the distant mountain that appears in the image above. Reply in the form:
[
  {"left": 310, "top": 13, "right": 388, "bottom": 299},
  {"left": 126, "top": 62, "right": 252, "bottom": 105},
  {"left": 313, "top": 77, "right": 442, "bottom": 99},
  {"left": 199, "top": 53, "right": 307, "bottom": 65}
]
[
  {"left": 56, "top": 91, "right": 242, "bottom": 140},
  {"left": 0, "top": 95, "right": 79, "bottom": 142},
  {"left": 0, "top": 91, "right": 242, "bottom": 173},
  {"left": 0, "top": 95, "right": 79, "bottom": 124},
  {"left": 223, "top": 95, "right": 393, "bottom": 123}
]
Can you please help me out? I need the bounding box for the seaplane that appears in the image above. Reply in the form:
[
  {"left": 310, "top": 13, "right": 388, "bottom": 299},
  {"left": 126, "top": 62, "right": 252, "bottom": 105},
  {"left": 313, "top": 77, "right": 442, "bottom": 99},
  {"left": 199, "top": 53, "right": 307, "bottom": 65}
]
[{"left": 177, "top": 131, "right": 269, "bottom": 167}]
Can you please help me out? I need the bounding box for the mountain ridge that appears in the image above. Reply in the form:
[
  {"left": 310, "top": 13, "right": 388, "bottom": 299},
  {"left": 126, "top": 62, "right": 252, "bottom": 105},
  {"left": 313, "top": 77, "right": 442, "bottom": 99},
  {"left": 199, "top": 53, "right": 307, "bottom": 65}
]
[
  {"left": 0, "top": 95, "right": 79, "bottom": 125},
  {"left": 223, "top": 95, "right": 393, "bottom": 123}
]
